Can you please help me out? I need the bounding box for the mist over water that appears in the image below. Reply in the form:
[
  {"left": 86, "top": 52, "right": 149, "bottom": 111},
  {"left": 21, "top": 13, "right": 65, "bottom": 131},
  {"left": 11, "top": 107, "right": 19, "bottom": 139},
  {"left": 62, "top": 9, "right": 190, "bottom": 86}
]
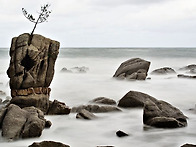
[{"left": 0, "top": 48, "right": 196, "bottom": 147}]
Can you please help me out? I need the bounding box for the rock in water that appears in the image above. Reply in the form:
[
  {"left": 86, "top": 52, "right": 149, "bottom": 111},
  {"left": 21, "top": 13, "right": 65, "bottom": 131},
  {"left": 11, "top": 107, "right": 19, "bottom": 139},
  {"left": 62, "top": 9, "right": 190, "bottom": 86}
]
[
  {"left": 143, "top": 100, "right": 187, "bottom": 128},
  {"left": 7, "top": 33, "right": 60, "bottom": 113},
  {"left": 76, "top": 109, "right": 96, "bottom": 120},
  {"left": 151, "top": 67, "right": 176, "bottom": 75},
  {"left": 181, "top": 144, "right": 196, "bottom": 147},
  {"left": 29, "top": 141, "right": 70, "bottom": 147},
  {"left": 113, "top": 58, "right": 150, "bottom": 80},
  {"left": 2, "top": 104, "right": 47, "bottom": 140},
  {"left": 116, "top": 130, "right": 129, "bottom": 137}
]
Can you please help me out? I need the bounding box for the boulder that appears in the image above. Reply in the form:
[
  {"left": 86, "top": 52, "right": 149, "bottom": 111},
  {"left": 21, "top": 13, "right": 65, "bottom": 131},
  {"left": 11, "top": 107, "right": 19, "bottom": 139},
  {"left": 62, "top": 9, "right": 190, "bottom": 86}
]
[
  {"left": 113, "top": 58, "right": 150, "bottom": 80},
  {"left": 76, "top": 109, "right": 97, "bottom": 120},
  {"left": 178, "top": 74, "right": 196, "bottom": 79},
  {"left": 143, "top": 100, "right": 187, "bottom": 128},
  {"left": 72, "top": 104, "right": 121, "bottom": 113},
  {"left": 2, "top": 104, "right": 28, "bottom": 140},
  {"left": 118, "top": 90, "right": 157, "bottom": 108},
  {"left": 151, "top": 67, "right": 176, "bottom": 75},
  {"left": 181, "top": 144, "right": 196, "bottom": 147},
  {"left": 90, "top": 97, "right": 116, "bottom": 105},
  {"left": 2, "top": 104, "right": 47, "bottom": 140},
  {"left": 7, "top": 33, "right": 60, "bottom": 113},
  {"left": 47, "top": 100, "right": 71, "bottom": 115},
  {"left": 29, "top": 141, "right": 70, "bottom": 147},
  {"left": 21, "top": 106, "right": 46, "bottom": 138},
  {"left": 116, "top": 130, "right": 129, "bottom": 137},
  {"left": 45, "top": 120, "right": 52, "bottom": 128}
]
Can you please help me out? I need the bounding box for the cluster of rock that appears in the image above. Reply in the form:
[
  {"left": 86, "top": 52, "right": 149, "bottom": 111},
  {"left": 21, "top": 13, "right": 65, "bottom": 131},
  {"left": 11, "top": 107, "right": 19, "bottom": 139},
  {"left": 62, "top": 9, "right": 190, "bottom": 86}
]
[
  {"left": 118, "top": 90, "right": 187, "bottom": 128},
  {"left": 113, "top": 58, "right": 150, "bottom": 80},
  {"left": 61, "top": 66, "right": 89, "bottom": 73}
]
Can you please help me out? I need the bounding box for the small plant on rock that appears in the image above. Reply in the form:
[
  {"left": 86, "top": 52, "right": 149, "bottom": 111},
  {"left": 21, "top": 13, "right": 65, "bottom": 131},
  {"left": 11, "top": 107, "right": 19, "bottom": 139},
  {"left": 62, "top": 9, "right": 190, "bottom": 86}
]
[{"left": 22, "top": 4, "right": 51, "bottom": 44}]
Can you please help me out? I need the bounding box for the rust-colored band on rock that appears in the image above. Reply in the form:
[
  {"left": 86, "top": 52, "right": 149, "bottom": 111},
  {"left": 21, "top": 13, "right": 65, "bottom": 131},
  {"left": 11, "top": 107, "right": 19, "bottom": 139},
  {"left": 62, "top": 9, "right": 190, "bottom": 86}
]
[{"left": 11, "top": 87, "right": 51, "bottom": 97}]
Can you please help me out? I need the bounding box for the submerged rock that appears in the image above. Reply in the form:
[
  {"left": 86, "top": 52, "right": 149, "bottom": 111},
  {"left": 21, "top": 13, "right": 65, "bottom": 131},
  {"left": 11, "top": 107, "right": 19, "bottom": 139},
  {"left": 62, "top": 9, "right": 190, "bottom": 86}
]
[
  {"left": 2, "top": 104, "right": 47, "bottom": 140},
  {"left": 47, "top": 100, "right": 71, "bottom": 115},
  {"left": 90, "top": 97, "right": 116, "bottom": 105},
  {"left": 113, "top": 58, "right": 150, "bottom": 80},
  {"left": 181, "top": 144, "right": 196, "bottom": 147},
  {"left": 116, "top": 130, "right": 129, "bottom": 137},
  {"left": 177, "top": 74, "right": 196, "bottom": 79},
  {"left": 29, "top": 141, "right": 70, "bottom": 147},
  {"left": 179, "top": 64, "right": 196, "bottom": 71},
  {"left": 143, "top": 100, "right": 187, "bottom": 128},
  {"left": 72, "top": 104, "right": 121, "bottom": 113},
  {"left": 76, "top": 109, "right": 97, "bottom": 120},
  {"left": 151, "top": 67, "right": 176, "bottom": 75}
]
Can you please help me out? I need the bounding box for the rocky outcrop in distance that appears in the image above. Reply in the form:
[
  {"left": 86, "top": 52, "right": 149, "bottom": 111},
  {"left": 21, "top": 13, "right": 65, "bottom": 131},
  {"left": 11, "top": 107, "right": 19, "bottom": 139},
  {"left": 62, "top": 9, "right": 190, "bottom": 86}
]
[
  {"left": 61, "top": 66, "right": 89, "bottom": 73},
  {"left": 90, "top": 97, "right": 117, "bottom": 105},
  {"left": 7, "top": 33, "right": 60, "bottom": 113},
  {"left": 113, "top": 58, "right": 150, "bottom": 80}
]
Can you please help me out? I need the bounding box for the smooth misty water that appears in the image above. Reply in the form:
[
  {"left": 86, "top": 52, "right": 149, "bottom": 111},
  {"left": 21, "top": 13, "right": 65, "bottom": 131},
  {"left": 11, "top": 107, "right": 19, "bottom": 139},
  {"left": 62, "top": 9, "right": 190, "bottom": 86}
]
[{"left": 0, "top": 48, "right": 196, "bottom": 147}]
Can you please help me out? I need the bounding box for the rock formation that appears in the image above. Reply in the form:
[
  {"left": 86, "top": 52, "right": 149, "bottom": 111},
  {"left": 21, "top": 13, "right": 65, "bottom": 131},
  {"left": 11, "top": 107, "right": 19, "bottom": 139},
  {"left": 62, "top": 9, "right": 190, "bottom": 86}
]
[
  {"left": 151, "top": 67, "right": 176, "bottom": 75},
  {"left": 1, "top": 104, "right": 47, "bottom": 140},
  {"left": 90, "top": 97, "right": 116, "bottom": 105},
  {"left": 7, "top": 33, "right": 60, "bottom": 113},
  {"left": 113, "top": 58, "right": 150, "bottom": 80},
  {"left": 118, "top": 90, "right": 187, "bottom": 128},
  {"left": 76, "top": 109, "right": 97, "bottom": 120}
]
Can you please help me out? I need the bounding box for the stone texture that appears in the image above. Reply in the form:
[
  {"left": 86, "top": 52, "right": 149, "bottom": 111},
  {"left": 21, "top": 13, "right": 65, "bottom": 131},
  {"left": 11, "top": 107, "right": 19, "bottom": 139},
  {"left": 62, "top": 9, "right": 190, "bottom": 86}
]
[
  {"left": 143, "top": 100, "right": 187, "bottom": 128},
  {"left": 72, "top": 104, "right": 121, "bottom": 113},
  {"left": 113, "top": 58, "right": 150, "bottom": 80},
  {"left": 151, "top": 67, "right": 176, "bottom": 75},
  {"left": 21, "top": 106, "right": 46, "bottom": 138},
  {"left": 29, "top": 141, "right": 70, "bottom": 147},
  {"left": 0, "top": 107, "right": 7, "bottom": 128},
  {"left": 90, "top": 97, "right": 116, "bottom": 105},
  {"left": 7, "top": 33, "right": 59, "bottom": 113},
  {"left": 2, "top": 104, "right": 47, "bottom": 140},
  {"left": 2, "top": 104, "right": 27, "bottom": 140},
  {"left": 47, "top": 100, "right": 71, "bottom": 115},
  {"left": 76, "top": 109, "right": 97, "bottom": 120}
]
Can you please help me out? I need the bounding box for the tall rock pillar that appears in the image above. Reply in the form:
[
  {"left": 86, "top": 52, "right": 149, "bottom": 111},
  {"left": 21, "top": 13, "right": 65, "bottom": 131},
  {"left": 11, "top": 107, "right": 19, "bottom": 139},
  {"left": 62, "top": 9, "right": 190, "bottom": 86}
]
[{"left": 7, "top": 33, "right": 60, "bottom": 113}]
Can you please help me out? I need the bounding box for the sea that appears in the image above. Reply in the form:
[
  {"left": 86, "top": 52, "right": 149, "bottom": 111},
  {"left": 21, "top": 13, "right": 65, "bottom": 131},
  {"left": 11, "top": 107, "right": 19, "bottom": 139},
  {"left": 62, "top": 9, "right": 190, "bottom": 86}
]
[{"left": 0, "top": 47, "right": 196, "bottom": 147}]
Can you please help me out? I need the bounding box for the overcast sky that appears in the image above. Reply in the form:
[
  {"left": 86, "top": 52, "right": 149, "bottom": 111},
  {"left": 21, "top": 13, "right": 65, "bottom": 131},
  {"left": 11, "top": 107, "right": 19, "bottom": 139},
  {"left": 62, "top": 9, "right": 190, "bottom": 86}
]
[{"left": 0, "top": 0, "right": 196, "bottom": 47}]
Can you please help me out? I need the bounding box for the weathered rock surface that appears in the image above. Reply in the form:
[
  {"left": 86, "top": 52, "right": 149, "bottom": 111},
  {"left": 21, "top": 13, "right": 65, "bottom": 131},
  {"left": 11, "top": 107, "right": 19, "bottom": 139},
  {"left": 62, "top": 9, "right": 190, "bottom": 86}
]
[
  {"left": 2, "top": 104, "right": 47, "bottom": 140},
  {"left": 47, "top": 100, "right": 71, "bottom": 115},
  {"left": 7, "top": 33, "right": 60, "bottom": 113},
  {"left": 143, "top": 100, "right": 187, "bottom": 128},
  {"left": 116, "top": 130, "right": 129, "bottom": 137},
  {"left": 113, "top": 58, "right": 150, "bottom": 80},
  {"left": 118, "top": 90, "right": 157, "bottom": 108},
  {"left": 29, "top": 141, "right": 70, "bottom": 147},
  {"left": 76, "top": 109, "right": 97, "bottom": 120},
  {"left": 151, "top": 67, "right": 176, "bottom": 75},
  {"left": 0, "top": 107, "right": 7, "bottom": 128},
  {"left": 72, "top": 104, "right": 121, "bottom": 113},
  {"left": 181, "top": 144, "right": 196, "bottom": 147},
  {"left": 90, "top": 97, "right": 116, "bottom": 105},
  {"left": 178, "top": 74, "right": 196, "bottom": 79}
]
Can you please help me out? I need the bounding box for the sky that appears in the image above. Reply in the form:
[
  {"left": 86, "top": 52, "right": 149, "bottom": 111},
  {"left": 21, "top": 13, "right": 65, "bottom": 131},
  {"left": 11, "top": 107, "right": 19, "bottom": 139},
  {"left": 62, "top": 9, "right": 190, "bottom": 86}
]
[{"left": 0, "top": 0, "right": 196, "bottom": 47}]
